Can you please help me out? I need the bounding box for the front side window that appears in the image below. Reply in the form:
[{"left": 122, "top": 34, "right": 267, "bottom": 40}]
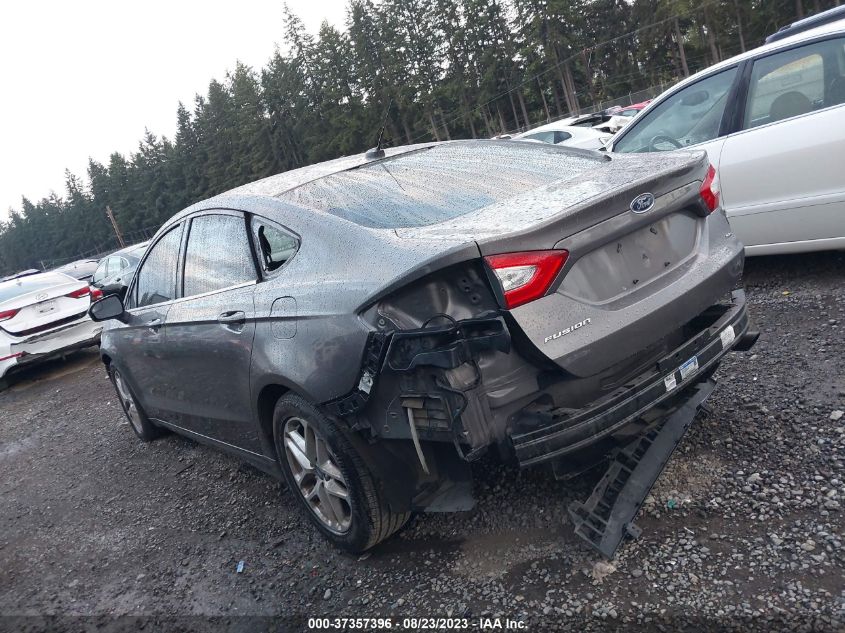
[
  {"left": 183, "top": 214, "right": 256, "bottom": 297},
  {"left": 743, "top": 38, "right": 844, "bottom": 129},
  {"left": 614, "top": 67, "right": 738, "bottom": 152},
  {"left": 252, "top": 218, "right": 298, "bottom": 274},
  {"left": 134, "top": 226, "right": 182, "bottom": 308}
]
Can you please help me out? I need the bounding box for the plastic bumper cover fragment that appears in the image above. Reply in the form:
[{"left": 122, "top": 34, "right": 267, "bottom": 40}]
[
  {"left": 511, "top": 289, "right": 754, "bottom": 467},
  {"left": 1, "top": 318, "right": 102, "bottom": 378},
  {"left": 568, "top": 378, "right": 715, "bottom": 558}
]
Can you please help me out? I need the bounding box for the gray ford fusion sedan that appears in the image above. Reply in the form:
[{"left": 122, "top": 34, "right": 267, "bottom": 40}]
[{"left": 90, "top": 140, "right": 757, "bottom": 552}]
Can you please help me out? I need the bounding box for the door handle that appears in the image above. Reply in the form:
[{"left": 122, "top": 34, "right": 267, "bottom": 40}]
[
  {"left": 146, "top": 318, "right": 162, "bottom": 331},
  {"left": 218, "top": 310, "right": 246, "bottom": 325}
]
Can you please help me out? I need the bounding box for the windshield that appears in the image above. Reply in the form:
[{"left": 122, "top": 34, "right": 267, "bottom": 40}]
[
  {"left": 614, "top": 67, "right": 737, "bottom": 153},
  {"left": 0, "top": 273, "right": 72, "bottom": 304},
  {"left": 277, "top": 142, "right": 604, "bottom": 228}
]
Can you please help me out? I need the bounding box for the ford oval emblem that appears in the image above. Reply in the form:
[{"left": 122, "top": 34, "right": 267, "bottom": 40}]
[{"left": 630, "top": 193, "right": 655, "bottom": 214}]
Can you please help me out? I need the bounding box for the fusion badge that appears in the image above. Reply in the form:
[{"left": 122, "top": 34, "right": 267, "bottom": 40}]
[{"left": 544, "top": 318, "right": 591, "bottom": 343}]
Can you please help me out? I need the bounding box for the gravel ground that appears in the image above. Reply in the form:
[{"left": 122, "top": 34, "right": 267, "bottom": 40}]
[{"left": 0, "top": 251, "right": 843, "bottom": 632}]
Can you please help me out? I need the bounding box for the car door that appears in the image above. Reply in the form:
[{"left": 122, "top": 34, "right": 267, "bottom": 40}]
[
  {"left": 610, "top": 65, "right": 741, "bottom": 177},
  {"left": 113, "top": 224, "right": 184, "bottom": 419},
  {"left": 719, "top": 35, "right": 845, "bottom": 252},
  {"left": 163, "top": 211, "right": 261, "bottom": 451}
]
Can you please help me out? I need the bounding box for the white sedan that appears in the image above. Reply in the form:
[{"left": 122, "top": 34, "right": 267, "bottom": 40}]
[
  {"left": 0, "top": 272, "right": 103, "bottom": 380},
  {"left": 510, "top": 123, "right": 611, "bottom": 150},
  {"left": 607, "top": 7, "right": 845, "bottom": 255}
]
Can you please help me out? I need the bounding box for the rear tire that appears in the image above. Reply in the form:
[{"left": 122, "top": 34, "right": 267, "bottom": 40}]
[
  {"left": 273, "top": 393, "right": 409, "bottom": 552},
  {"left": 109, "top": 366, "right": 161, "bottom": 442}
]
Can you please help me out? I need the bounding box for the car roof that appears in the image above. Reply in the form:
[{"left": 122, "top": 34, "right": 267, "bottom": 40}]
[
  {"left": 609, "top": 13, "right": 845, "bottom": 147},
  {"left": 170, "top": 139, "right": 603, "bottom": 227},
  {"left": 766, "top": 5, "right": 845, "bottom": 43},
  {"left": 55, "top": 259, "right": 97, "bottom": 269},
  {"left": 1, "top": 269, "right": 41, "bottom": 282},
  {"left": 227, "top": 142, "right": 437, "bottom": 199},
  {"left": 666, "top": 14, "right": 845, "bottom": 91},
  {"left": 152, "top": 139, "right": 612, "bottom": 240}
]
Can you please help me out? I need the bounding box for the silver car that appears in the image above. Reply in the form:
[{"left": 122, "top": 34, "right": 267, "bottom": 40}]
[{"left": 90, "top": 140, "right": 756, "bottom": 552}]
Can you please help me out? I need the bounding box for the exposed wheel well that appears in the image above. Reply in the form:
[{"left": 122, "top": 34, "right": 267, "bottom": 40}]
[
  {"left": 257, "top": 384, "right": 290, "bottom": 451},
  {"left": 101, "top": 353, "right": 112, "bottom": 367}
]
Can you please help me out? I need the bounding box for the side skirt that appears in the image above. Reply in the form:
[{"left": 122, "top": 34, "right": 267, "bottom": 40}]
[{"left": 150, "top": 418, "right": 282, "bottom": 479}]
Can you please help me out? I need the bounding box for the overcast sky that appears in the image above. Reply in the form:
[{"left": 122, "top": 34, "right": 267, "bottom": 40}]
[{"left": 0, "top": 0, "right": 348, "bottom": 220}]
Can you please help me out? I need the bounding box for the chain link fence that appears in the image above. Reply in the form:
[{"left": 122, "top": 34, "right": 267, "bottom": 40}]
[
  {"left": 38, "top": 226, "right": 159, "bottom": 271},
  {"left": 503, "top": 79, "right": 678, "bottom": 137}
]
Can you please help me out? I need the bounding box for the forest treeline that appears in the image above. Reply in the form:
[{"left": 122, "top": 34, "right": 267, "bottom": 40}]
[{"left": 0, "top": 0, "right": 837, "bottom": 273}]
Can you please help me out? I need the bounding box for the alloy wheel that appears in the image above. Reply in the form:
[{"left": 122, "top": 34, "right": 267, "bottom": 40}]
[
  {"left": 283, "top": 416, "right": 352, "bottom": 534},
  {"left": 113, "top": 370, "right": 143, "bottom": 434}
]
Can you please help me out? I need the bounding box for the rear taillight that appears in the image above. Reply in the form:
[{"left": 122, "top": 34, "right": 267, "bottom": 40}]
[
  {"left": 699, "top": 164, "right": 720, "bottom": 213},
  {"left": 484, "top": 250, "right": 569, "bottom": 309},
  {"left": 65, "top": 287, "right": 90, "bottom": 299},
  {"left": 0, "top": 308, "right": 20, "bottom": 322},
  {"left": 90, "top": 287, "right": 103, "bottom": 301}
]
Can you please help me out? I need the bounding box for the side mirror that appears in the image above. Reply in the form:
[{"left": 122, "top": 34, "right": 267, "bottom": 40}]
[{"left": 89, "top": 294, "right": 126, "bottom": 323}]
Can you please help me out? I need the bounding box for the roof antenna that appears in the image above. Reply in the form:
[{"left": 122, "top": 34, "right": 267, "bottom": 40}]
[{"left": 365, "top": 98, "right": 392, "bottom": 160}]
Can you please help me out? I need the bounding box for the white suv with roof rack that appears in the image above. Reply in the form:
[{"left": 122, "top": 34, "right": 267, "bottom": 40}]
[{"left": 607, "top": 6, "right": 845, "bottom": 256}]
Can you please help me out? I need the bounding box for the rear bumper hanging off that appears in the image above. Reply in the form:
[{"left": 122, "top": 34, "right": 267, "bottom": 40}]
[
  {"left": 568, "top": 379, "right": 716, "bottom": 558},
  {"left": 510, "top": 289, "right": 757, "bottom": 467}
]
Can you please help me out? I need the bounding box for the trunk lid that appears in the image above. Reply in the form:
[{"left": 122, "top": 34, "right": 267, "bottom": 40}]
[
  {"left": 0, "top": 273, "right": 91, "bottom": 336},
  {"left": 394, "top": 150, "right": 707, "bottom": 248},
  {"left": 482, "top": 151, "right": 745, "bottom": 378},
  {"left": 394, "top": 148, "right": 739, "bottom": 379}
]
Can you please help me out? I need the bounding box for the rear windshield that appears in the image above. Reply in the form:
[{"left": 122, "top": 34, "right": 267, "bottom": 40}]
[
  {"left": 277, "top": 142, "right": 604, "bottom": 228},
  {"left": 0, "top": 273, "right": 72, "bottom": 304}
]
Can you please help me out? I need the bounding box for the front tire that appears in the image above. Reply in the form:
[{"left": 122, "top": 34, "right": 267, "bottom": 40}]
[
  {"left": 273, "top": 393, "right": 409, "bottom": 552},
  {"left": 109, "top": 366, "right": 161, "bottom": 442}
]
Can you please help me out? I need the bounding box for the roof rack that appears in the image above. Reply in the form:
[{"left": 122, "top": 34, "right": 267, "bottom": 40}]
[{"left": 765, "top": 5, "right": 845, "bottom": 44}]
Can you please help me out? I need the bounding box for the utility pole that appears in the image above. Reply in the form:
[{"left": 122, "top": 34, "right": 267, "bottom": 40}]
[{"left": 105, "top": 206, "right": 125, "bottom": 248}]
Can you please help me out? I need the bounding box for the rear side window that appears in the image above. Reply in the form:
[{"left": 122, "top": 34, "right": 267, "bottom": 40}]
[
  {"left": 134, "top": 226, "right": 182, "bottom": 308},
  {"left": 276, "top": 142, "right": 603, "bottom": 228},
  {"left": 743, "top": 37, "right": 844, "bottom": 129},
  {"left": 252, "top": 218, "right": 298, "bottom": 274},
  {"left": 183, "top": 214, "right": 256, "bottom": 297},
  {"left": 614, "top": 67, "right": 738, "bottom": 152}
]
